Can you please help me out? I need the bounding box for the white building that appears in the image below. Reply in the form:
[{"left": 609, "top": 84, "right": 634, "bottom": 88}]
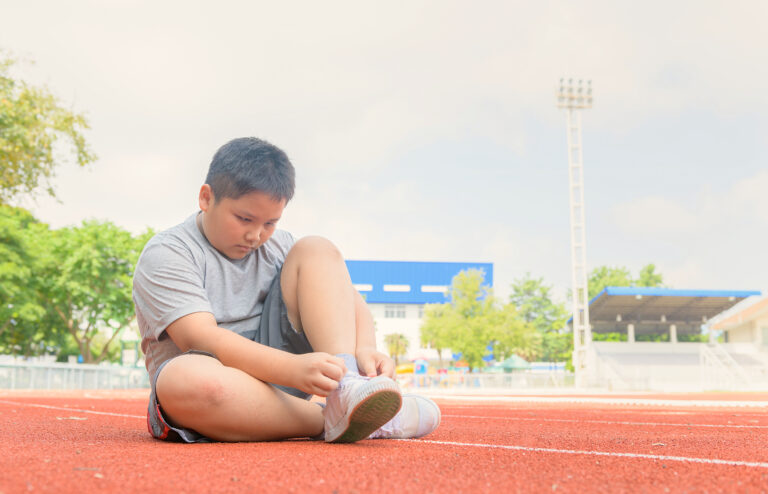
[
  {"left": 345, "top": 260, "right": 493, "bottom": 361},
  {"left": 711, "top": 296, "right": 768, "bottom": 350}
]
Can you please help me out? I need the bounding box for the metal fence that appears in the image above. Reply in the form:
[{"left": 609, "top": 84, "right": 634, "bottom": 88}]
[
  {"left": 1, "top": 362, "right": 573, "bottom": 392},
  {"left": 398, "top": 371, "right": 575, "bottom": 390},
  {"left": 0, "top": 362, "right": 149, "bottom": 390}
]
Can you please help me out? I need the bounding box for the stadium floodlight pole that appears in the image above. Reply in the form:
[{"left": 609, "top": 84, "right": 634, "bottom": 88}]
[{"left": 557, "top": 78, "right": 593, "bottom": 387}]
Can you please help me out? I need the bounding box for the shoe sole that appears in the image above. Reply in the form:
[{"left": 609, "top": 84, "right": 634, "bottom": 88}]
[{"left": 327, "top": 378, "right": 402, "bottom": 443}]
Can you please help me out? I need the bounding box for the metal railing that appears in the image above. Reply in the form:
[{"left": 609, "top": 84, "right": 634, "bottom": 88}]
[
  {"left": 0, "top": 362, "right": 149, "bottom": 390},
  {"left": 397, "top": 371, "right": 575, "bottom": 391}
]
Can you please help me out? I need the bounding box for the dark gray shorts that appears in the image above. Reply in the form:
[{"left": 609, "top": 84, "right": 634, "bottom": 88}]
[{"left": 146, "top": 269, "right": 314, "bottom": 443}]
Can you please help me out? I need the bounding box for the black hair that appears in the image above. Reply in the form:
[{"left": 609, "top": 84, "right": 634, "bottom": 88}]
[{"left": 205, "top": 137, "right": 295, "bottom": 202}]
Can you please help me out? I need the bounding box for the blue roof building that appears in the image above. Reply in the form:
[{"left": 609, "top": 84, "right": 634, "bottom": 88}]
[
  {"left": 344, "top": 260, "right": 493, "bottom": 360},
  {"left": 345, "top": 260, "right": 493, "bottom": 304}
]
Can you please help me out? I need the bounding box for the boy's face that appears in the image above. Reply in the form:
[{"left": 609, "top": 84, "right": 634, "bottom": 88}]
[{"left": 198, "top": 185, "right": 286, "bottom": 260}]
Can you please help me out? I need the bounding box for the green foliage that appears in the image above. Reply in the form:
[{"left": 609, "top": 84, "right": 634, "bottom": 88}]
[
  {"left": 419, "top": 269, "right": 539, "bottom": 371},
  {"left": 636, "top": 264, "right": 664, "bottom": 288},
  {"left": 384, "top": 333, "right": 409, "bottom": 366},
  {"left": 0, "top": 53, "right": 96, "bottom": 203},
  {"left": 0, "top": 205, "right": 56, "bottom": 355},
  {"left": 0, "top": 205, "right": 152, "bottom": 362},
  {"left": 41, "top": 221, "right": 152, "bottom": 363},
  {"left": 587, "top": 263, "right": 665, "bottom": 299},
  {"left": 636, "top": 332, "right": 669, "bottom": 342},
  {"left": 677, "top": 333, "right": 709, "bottom": 343},
  {"left": 587, "top": 266, "right": 633, "bottom": 299},
  {"left": 591, "top": 332, "right": 626, "bottom": 342},
  {"left": 419, "top": 303, "right": 452, "bottom": 365},
  {"left": 509, "top": 273, "right": 568, "bottom": 332},
  {"left": 538, "top": 332, "right": 572, "bottom": 369},
  {"left": 508, "top": 274, "right": 571, "bottom": 364},
  {"left": 487, "top": 303, "right": 542, "bottom": 362}
]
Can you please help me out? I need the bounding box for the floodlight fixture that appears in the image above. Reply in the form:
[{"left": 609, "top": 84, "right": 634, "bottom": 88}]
[{"left": 557, "top": 78, "right": 593, "bottom": 110}]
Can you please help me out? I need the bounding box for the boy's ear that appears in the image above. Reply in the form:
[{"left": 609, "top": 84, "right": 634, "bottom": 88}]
[{"left": 199, "top": 184, "right": 214, "bottom": 211}]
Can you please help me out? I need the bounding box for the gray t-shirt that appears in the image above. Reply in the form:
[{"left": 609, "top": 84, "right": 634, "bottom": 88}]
[{"left": 132, "top": 212, "right": 295, "bottom": 380}]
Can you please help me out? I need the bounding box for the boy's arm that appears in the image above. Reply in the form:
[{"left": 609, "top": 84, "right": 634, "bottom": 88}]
[
  {"left": 164, "top": 312, "right": 346, "bottom": 396},
  {"left": 353, "top": 291, "right": 395, "bottom": 378}
]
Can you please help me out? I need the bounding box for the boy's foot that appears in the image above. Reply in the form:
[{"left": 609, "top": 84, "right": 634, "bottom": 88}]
[
  {"left": 323, "top": 374, "right": 402, "bottom": 443},
  {"left": 368, "top": 394, "right": 441, "bottom": 439}
]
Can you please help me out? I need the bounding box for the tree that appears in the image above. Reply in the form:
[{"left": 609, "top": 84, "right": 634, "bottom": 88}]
[
  {"left": 384, "top": 333, "right": 409, "bottom": 366},
  {"left": 419, "top": 269, "right": 538, "bottom": 371},
  {"left": 0, "top": 53, "right": 95, "bottom": 203},
  {"left": 0, "top": 204, "right": 56, "bottom": 355},
  {"left": 419, "top": 270, "right": 491, "bottom": 370},
  {"left": 487, "top": 303, "right": 542, "bottom": 362},
  {"left": 37, "top": 221, "right": 152, "bottom": 363},
  {"left": 510, "top": 273, "right": 569, "bottom": 334},
  {"left": 636, "top": 263, "right": 664, "bottom": 287},
  {"left": 587, "top": 263, "right": 665, "bottom": 298},
  {"left": 508, "top": 274, "right": 569, "bottom": 363},
  {"left": 442, "top": 269, "right": 497, "bottom": 370},
  {"left": 587, "top": 266, "right": 633, "bottom": 299},
  {"left": 419, "top": 303, "right": 452, "bottom": 366},
  {"left": 0, "top": 206, "right": 152, "bottom": 362}
]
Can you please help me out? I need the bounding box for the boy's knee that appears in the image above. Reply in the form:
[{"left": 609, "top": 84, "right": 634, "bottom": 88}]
[
  {"left": 288, "top": 236, "right": 343, "bottom": 262},
  {"left": 157, "top": 356, "right": 230, "bottom": 411},
  {"left": 191, "top": 375, "right": 230, "bottom": 409}
]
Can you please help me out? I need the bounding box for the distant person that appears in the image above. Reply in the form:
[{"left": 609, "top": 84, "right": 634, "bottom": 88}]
[{"left": 132, "top": 137, "right": 440, "bottom": 443}]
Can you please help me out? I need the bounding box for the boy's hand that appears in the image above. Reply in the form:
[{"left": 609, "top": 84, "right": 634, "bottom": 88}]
[
  {"left": 292, "top": 352, "right": 347, "bottom": 397},
  {"left": 356, "top": 347, "right": 395, "bottom": 379}
]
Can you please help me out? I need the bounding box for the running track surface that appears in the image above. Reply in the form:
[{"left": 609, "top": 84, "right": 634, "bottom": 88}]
[{"left": 1, "top": 390, "right": 767, "bottom": 493}]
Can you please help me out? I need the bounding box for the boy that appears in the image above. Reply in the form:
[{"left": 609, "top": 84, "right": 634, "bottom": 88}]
[{"left": 133, "top": 137, "right": 440, "bottom": 443}]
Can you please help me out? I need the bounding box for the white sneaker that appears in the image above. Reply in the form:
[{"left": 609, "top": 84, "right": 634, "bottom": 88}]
[
  {"left": 323, "top": 374, "right": 402, "bottom": 443},
  {"left": 368, "top": 394, "right": 441, "bottom": 439}
]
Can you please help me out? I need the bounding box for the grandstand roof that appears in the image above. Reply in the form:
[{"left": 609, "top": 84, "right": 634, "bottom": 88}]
[
  {"left": 585, "top": 287, "right": 762, "bottom": 336},
  {"left": 345, "top": 260, "right": 493, "bottom": 304}
]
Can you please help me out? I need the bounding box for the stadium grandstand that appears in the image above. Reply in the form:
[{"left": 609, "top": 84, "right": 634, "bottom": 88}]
[
  {"left": 577, "top": 287, "right": 768, "bottom": 391},
  {"left": 345, "top": 260, "right": 493, "bottom": 361}
]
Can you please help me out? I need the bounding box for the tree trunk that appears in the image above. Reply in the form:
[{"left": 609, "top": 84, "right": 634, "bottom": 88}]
[{"left": 93, "top": 325, "right": 126, "bottom": 363}]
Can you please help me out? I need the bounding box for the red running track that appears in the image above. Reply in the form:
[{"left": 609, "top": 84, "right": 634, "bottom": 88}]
[{"left": 1, "top": 390, "right": 766, "bottom": 493}]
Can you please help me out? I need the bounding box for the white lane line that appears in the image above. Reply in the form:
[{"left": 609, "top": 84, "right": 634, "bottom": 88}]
[
  {"left": 426, "top": 395, "right": 768, "bottom": 408},
  {"left": 0, "top": 399, "right": 144, "bottom": 419},
  {"left": 443, "top": 414, "right": 768, "bottom": 429},
  {"left": 409, "top": 439, "right": 768, "bottom": 469}
]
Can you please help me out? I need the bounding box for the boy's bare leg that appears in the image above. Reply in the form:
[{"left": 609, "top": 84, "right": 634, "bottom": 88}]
[
  {"left": 280, "top": 236, "right": 403, "bottom": 443},
  {"left": 280, "top": 236, "right": 357, "bottom": 355},
  {"left": 155, "top": 353, "right": 323, "bottom": 442}
]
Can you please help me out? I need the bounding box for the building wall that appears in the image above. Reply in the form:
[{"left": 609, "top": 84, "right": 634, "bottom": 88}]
[
  {"left": 369, "top": 303, "right": 425, "bottom": 359},
  {"left": 758, "top": 316, "right": 768, "bottom": 348},
  {"left": 728, "top": 323, "right": 757, "bottom": 343}
]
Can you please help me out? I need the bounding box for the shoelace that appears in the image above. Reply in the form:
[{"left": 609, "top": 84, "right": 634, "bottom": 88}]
[{"left": 338, "top": 372, "right": 369, "bottom": 389}]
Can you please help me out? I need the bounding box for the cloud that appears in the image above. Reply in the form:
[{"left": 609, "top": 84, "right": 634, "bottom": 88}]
[
  {"left": 608, "top": 170, "right": 768, "bottom": 291},
  {"left": 611, "top": 196, "right": 703, "bottom": 236},
  {"left": 4, "top": 0, "right": 768, "bottom": 301},
  {"left": 729, "top": 170, "right": 768, "bottom": 223},
  {"left": 24, "top": 152, "right": 201, "bottom": 233}
]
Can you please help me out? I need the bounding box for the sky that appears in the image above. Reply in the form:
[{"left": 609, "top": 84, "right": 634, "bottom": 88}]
[{"left": 2, "top": 0, "right": 767, "bottom": 306}]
